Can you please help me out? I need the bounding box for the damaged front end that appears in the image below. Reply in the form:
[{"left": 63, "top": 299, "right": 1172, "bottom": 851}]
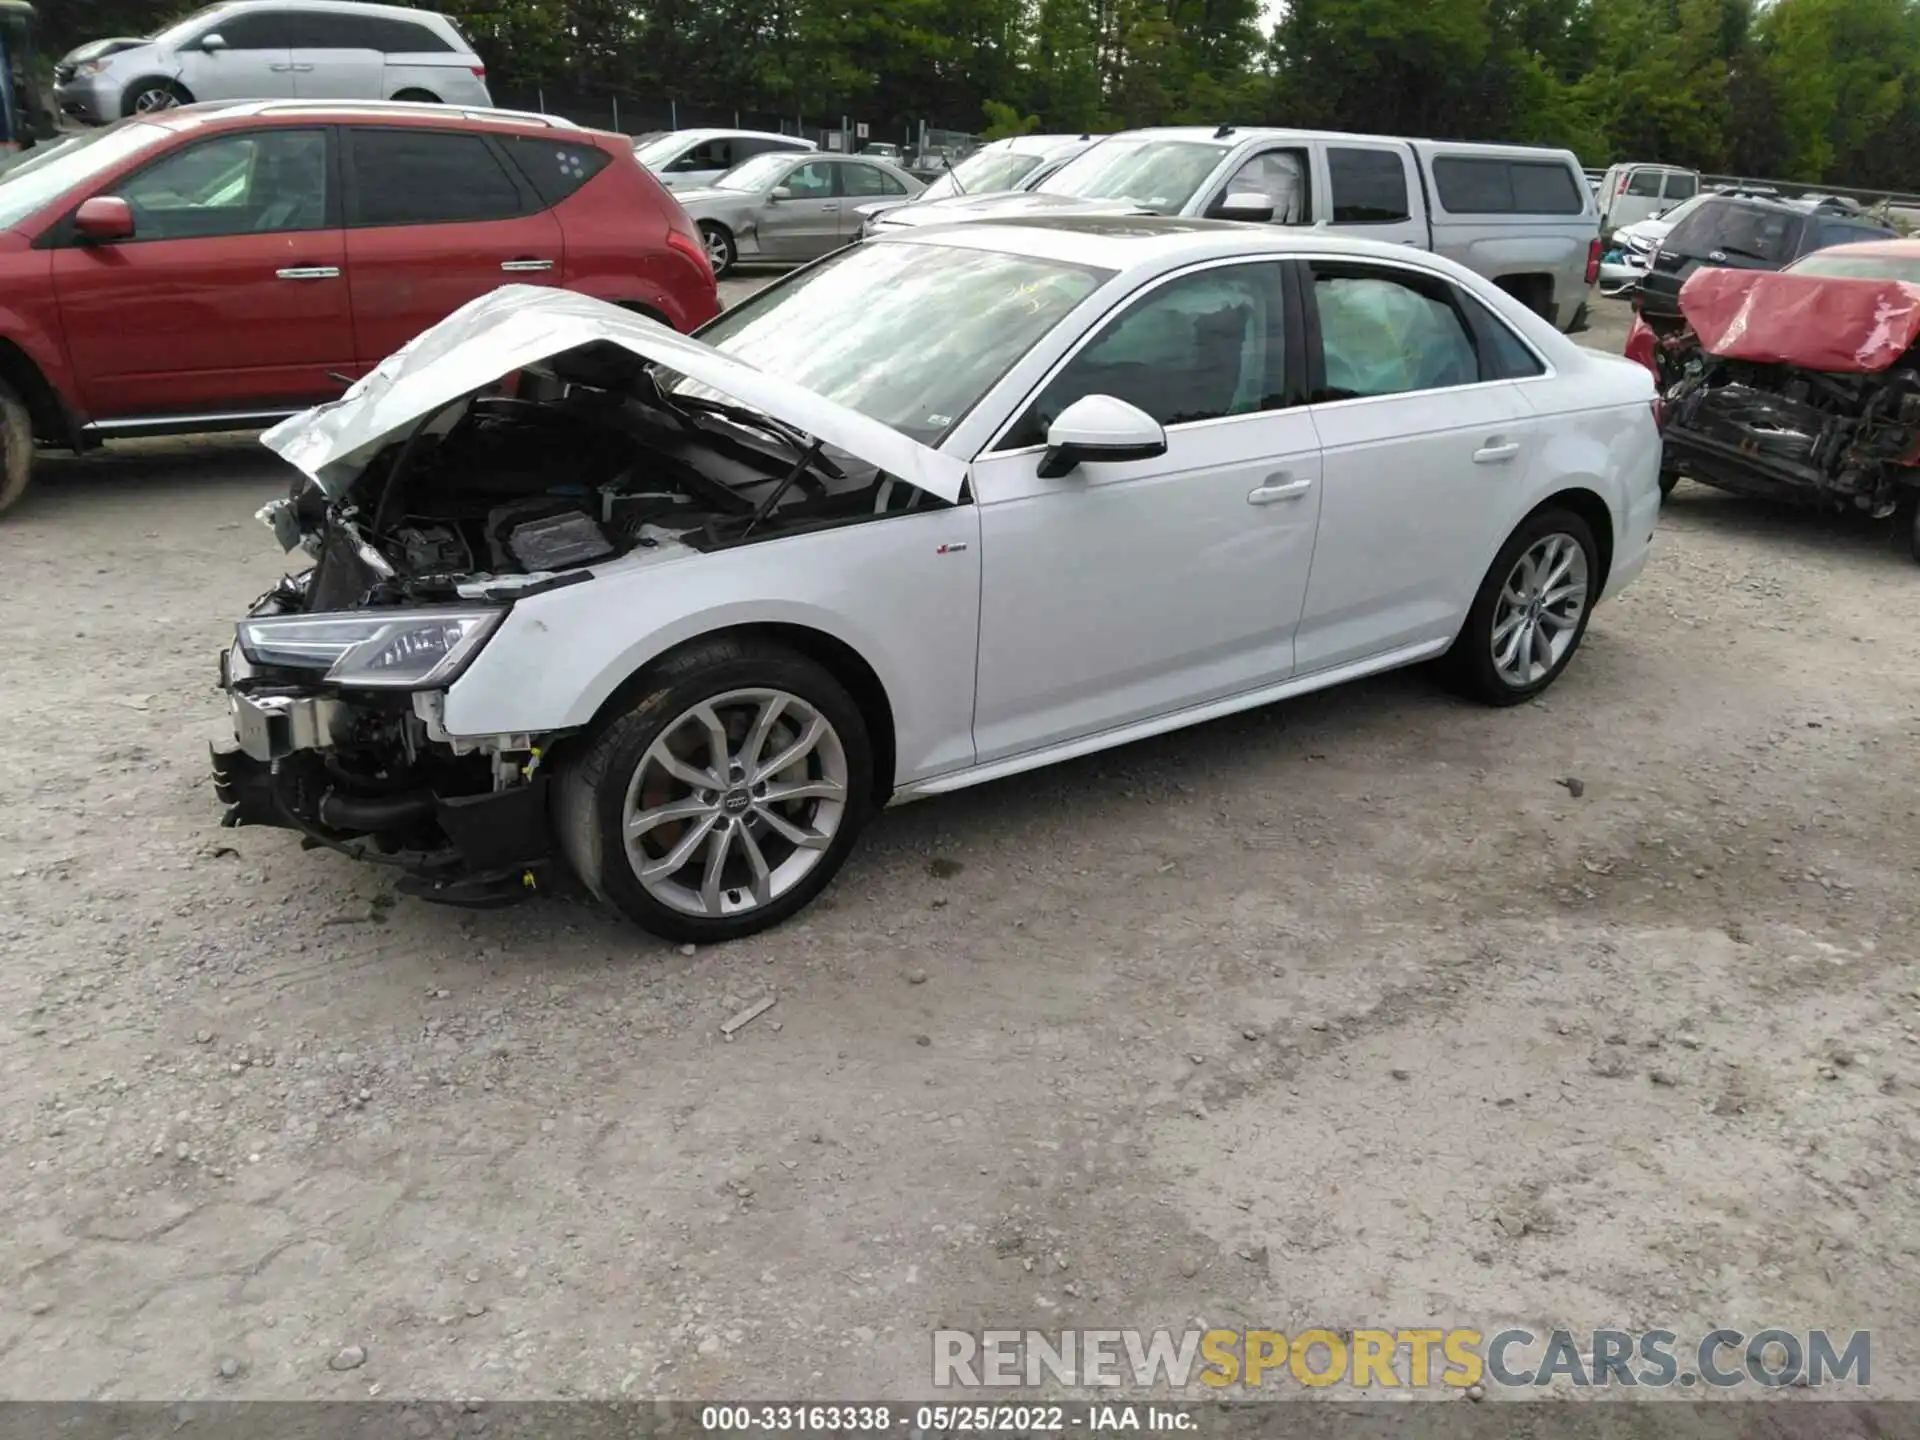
[
  {"left": 1652, "top": 267, "right": 1920, "bottom": 533},
  {"left": 211, "top": 285, "right": 964, "bottom": 905}
]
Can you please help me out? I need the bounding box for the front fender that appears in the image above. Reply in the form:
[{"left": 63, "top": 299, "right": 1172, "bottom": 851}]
[{"left": 442, "top": 505, "right": 984, "bottom": 784}]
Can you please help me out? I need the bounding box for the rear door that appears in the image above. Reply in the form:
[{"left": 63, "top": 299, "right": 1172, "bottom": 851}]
[
  {"left": 1322, "top": 143, "right": 1425, "bottom": 248},
  {"left": 1293, "top": 257, "right": 1545, "bottom": 673},
  {"left": 341, "top": 125, "right": 564, "bottom": 364},
  {"left": 49, "top": 126, "right": 352, "bottom": 419},
  {"left": 285, "top": 9, "right": 385, "bottom": 100}
]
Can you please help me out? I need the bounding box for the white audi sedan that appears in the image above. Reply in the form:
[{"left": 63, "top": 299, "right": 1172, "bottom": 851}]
[{"left": 212, "top": 219, "right": 1662, "bottom": 942}]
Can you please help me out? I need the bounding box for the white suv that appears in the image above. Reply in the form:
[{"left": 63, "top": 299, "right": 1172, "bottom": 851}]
[{"left": 53, "top": 0, "right": 491, "bottom": 124}]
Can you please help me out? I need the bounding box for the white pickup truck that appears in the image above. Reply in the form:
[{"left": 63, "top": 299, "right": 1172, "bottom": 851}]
[{"left": 865, "top": 125, "right": 1603, "bottom": 332}]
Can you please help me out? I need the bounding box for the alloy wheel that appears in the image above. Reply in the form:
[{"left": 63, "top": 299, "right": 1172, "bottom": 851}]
[
  {"left": 1491, "top": 532, "right": 1590, "bottom": 689},
  {"left": 621, "top": 688, "right": 848, "bottom": 919},
  {"left": 702, "top": 227, "right": 731, "bottom": 271},
  {"left": 132, "top": 87, "right": 180, "bottom": 113}
]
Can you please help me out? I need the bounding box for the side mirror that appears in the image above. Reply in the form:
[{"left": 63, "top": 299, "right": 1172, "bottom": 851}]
[
  {"left": 1037, "top": 394, "right": 1167, "bottom": 480},
  {"left": 199, "top": 31, "right": 227, "bottom": 50},
  {"left": 768, "top": 186, "right": 793, "bottom": 202},
  {"left": 74, "top": 196, "right": 135, "bottom": 243},
  {"left": 1211, "top": 190, "right": 1275, "bottom": 223}
]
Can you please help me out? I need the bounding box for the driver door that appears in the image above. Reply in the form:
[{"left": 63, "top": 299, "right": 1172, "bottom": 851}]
[
  {"left": 756, "top": 158, "right": 842, "bottom": 259},
  {"left": 49, "top": 127, "right": 353, "bottom": 420},
  {"left": 966, "top": 260, "right": 1323, "bottom": 764}
]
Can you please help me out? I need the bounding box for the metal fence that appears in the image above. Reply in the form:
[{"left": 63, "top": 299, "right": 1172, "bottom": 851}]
[{"left": 487, "top": 88, "right": 976, "bottom": 161}]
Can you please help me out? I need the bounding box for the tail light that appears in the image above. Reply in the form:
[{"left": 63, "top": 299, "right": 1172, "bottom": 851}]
[
  {"left": 1651, "top": 396, "right": 1665, "bottom": 429},
  {"left": 666, "top": 226, "right": 711, "bottom": 278},
  {"left": 470, "top": 65, "right": 486, "bottom": 79},
  {"left": 1625, "top": 313, "right": 1661, "bottom": 390},
  {"left": 1585, "top": 237, "right": 1601, "bottom": 286}
]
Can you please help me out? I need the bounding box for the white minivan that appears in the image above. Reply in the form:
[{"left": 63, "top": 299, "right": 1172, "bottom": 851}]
[
  {"left": 1597, "top": 162, "right": 1700, "bottom": 237},
  {"left": 53, "top": 0, "right": 491, "bottom": 124}
]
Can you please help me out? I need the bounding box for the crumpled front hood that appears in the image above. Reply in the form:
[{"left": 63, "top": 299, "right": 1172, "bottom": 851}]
[
  {"left": 1679, "top": 267, "right": 1920, "bottom": 374},
  {"left": 879, "top": 190, "right": 1149, "bottom": 229},
  {"left": 259, "top": 286, "right": 969, "bottom": 504}
]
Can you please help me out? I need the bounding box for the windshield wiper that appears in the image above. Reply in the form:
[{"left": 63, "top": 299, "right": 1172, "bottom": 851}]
[{"left": 672, "top": 394, "right": 842, "bottom": 477}]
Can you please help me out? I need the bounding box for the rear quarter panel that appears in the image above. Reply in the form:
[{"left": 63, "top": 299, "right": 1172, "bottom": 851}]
[{"left": 557, "top": 146, "right": 719, "bottom": 330}]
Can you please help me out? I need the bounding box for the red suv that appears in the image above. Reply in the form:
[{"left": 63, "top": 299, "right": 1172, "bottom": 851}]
[{"left": 0, "top": 100, "right": 719, "bottom": 513}]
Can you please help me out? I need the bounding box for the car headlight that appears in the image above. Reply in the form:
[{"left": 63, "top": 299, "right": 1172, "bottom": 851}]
[
  {"left": 75, "top": 58, "right": 113, "bottom": 77},
  {"left": 236, "top": 607, "right": 505, "bottom": 690}
]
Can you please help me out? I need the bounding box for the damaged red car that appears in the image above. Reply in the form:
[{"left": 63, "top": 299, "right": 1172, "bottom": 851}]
[{"left": 1628, "top": 238, "right": 1920, "bottom": 560}]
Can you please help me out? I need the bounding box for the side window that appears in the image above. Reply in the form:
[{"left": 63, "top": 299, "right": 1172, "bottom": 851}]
[
  {"left": 117, "top": 129, "right": 329, "bottom": 241},
  {"left": 1663, "top": 172, "right": 1697, "bottom": 200},
  {"left": 840, "top": 163, "right": 897, "bottom": 198},
  {"left": 1309, "top": 264, "right": 1480, "bottom": 400},
  {"left": 197, "top": 12, "right": 289, "bottom": 47},
  {"left": 281, "top": 11, "right": 366, "bottom": 48},
  {"left": 999, "top": 264, "right": 1288, "bottom": 450},
  {"left": 503, "top": 137, "right": 612, "bottom": 206},
  {"left": 1454, "top": 289, "right": 1546, "bottom": 379},
  {"left": 1433, "top": 157, "right": 1583, "bottom": 214},
  {"left": 1625, "top": 168, "right": 1663, "bottom": 197},
  {"left": 348, "top": 129, "right": 525, "bottom": 226},
  {"left": 781, "top": 161, "right": 835, "bottom": 198},
  {"left": 1328, "top": 147, "right": 1410, "bottom": 223},
  {"left": 1217, "top": 149, "right": 1308, "bottom": 223},
  {"left": 377, "top": 19, "right": 453, "bottom": 53}
]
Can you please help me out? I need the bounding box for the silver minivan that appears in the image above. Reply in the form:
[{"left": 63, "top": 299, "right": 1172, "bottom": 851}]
[
  {"left": 53, "top": 0, "right": 490, "bottom": 124},
  {"left": 1597, "top": 162, "right": 1700, "bottom": 237}
]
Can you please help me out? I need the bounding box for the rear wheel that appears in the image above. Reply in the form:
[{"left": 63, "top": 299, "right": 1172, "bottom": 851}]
[
  {"left": 556, "top": 638, "right": 874, "bottom": 943},
  {"left": 391, "top": 88, "right": 441, "bottom": 103},
  {"left": 1896, "top": 491, "right": 1920, "bottom": 565},
  {"left": 699, "top": 222, "right": 737, "bottom": 279},
  {"left": 1659, "top": 469, "right": 1680, "bottom": 499},
  {"left": 1443, "top": 508, "right": 1600, "bottom": 706},
  {"left": 0, "top": 379, "right": 33, "bottom": 517},
  {"left": 122, "top": 78, "right": 190, "bottom": 115}
]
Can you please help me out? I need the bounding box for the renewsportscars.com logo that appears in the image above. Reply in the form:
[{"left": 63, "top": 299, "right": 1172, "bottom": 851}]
[{"left": 932, "top": 1328, "right": 1871, "bottom": 1391}]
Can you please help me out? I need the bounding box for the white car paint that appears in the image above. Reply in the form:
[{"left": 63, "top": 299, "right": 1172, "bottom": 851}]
[{"left": 320, "top": 225, "right": 1660, "bottom": 796}]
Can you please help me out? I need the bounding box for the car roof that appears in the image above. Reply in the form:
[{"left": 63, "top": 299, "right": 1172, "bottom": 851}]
[
  {"left": 661, "top": 128, "right": 813, "bottom": 145},
  {"left": 883, "top": 212, "right": 1457, "bottom": 276},
  {"left": 136, "top": 99, "right": 589, "bottom": 136},
  {"left": 216, "top": 0, "right": 455, "bottom": 18}
]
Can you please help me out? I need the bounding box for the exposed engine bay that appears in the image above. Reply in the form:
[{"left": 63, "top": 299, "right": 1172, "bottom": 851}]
[
  {"left": 214, "top": 327, "right": 950, "bottom": 906},
  {"left": 259, "top": 341, "right": 943, "bottom": 614}
]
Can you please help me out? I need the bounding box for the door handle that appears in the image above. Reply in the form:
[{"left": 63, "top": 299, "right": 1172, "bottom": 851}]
[
  {"left": 269, "top": 63, "right": 294, "bottom": 72},
  {"left": 500, "top": 258, "right": 556, "bottom": 272},
  {"left": 292, "top": 63, "right": 314, "bottom": 72},
  {"left": 276, "top": 265, "right": 341, "bottom": 280},
  {"left": 1248, "top": 475, "right": 1314, "bottom": 505},
  {"left": 1474, "top": 438, "right": 1521, "bottom": 464},
  {"left": 821, "top": 203, "right": 839, "bottom": 211}
]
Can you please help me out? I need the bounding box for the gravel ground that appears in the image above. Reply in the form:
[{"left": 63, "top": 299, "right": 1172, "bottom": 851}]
[{"left": 4, "top": 291, "right": 1919, "bottom": 1403}]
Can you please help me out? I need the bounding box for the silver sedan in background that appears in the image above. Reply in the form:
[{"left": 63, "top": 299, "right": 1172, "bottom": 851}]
[{"left": 673, "top": 152, "right": 924, "bottom": 277}]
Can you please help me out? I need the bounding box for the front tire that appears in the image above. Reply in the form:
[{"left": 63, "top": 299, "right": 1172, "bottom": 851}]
[
  {"left": 0, "top": 379, "right": 33, "bottom": 517},
  {"left": 391, "top": 88, "right": 441, "bottom": 103},
  {"left": 555, "top": 638, "right": 874, "bottom": 943},
  {"left": 699, "top": 222, "right": 737, "bottom": 279},
  {"left": 1444, "top": 508, "right": 1601, "bottom": 706},
  {"left": 122, "top": 78, "right": 190, "bottom": 116},
  {"left": 1659, "top": 469, "right": 1680, "bottom": 499},
  {"left": 1896, "top": 491, "right": 1920, "bottom": 565}
]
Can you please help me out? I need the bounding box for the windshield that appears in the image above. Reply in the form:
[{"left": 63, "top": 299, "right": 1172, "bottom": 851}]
[
  {"left": 919, "top": 149, "right": 1045, "bottom": 202},
  {"left": 1646, "top": 194, "right": 1709, "bottom": 230},
  {"left": 714, "top": 152, "right": 796, "bottom": 192},
  {"left": 151, "top": 5, "right": 232, "bottom": 44},
  {"left": 674, "top": 241, "right": 1109, "bottom": 445},
  {"left": 1788, "top": 251, "right": 1920, "bottom": 283},
  {"left": 633, "top": 132, "right": 692, "bottom": 167},
  {"left": 0, "top": 122, "right": 163, "bottom": 230},
  {"left": 1664, "top": 201, "right": 1801, "bottom": 263},
  {"left": 1037, "top": 138, "right": 1224, "bottom": 215}
]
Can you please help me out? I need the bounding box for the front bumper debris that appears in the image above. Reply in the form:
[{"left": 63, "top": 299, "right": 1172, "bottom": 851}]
[{"left": 212, "top": 639, "right": 557, "bottom": 903}]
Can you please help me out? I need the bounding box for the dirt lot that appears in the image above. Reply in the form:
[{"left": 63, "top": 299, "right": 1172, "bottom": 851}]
[{"left": 4, "top": 291, "right": 1919, "bottom": 1404}]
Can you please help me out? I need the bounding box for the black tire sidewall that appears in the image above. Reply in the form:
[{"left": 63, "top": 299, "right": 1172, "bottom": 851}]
[
  {"left": 1452, "top": 508, "right": 1601, "bottom": 707},
  {"left": 584, "top": 644, "right": 873, "bottom": 942},
  {"left": 0, "top": 379, "right": 31, "bottom": 517},
  {"left": 699, "top": 223, "right": 735, "bottom": 278}
]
